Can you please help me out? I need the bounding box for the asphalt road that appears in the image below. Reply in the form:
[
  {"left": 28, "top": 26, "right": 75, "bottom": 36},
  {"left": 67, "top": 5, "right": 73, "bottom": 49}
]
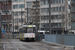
[{"left": 0, "top": 39, "right": 75, "bottom": 50}]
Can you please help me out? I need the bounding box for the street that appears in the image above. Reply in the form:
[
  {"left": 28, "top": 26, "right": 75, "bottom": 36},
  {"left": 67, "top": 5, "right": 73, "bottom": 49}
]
[{"left": 0, "top": 39, "right": 75, "bottom": 50}]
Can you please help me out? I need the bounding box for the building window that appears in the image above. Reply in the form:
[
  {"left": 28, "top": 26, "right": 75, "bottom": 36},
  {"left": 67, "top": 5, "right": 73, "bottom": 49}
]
[
  {"left": 72, "top": 22, "right": 75, "bottom": 29},
  {"left": 10, "top": 5, "right": 11, "bottom": 10},
  {"left": 2, "top": 5, "right": 3, "bottom": 10},
  {"left": 51, "top": 23, "right": 61, "bottom": 27},
  {"left": 51, "top": 0, "right": 64, "bottom": 4},
  {"left": 41, "top": 23, "right": 49, "bottom": 28},
  {"left": 51, "top": 15, "right": 62, "bottom": 19},
  {"left": 41, "top": 8, "right": 49, "bottom": 13},
  {"left": 4, "top": 5, "right": 6, "bottom": 10},
  {"left": 41, "top": 0, "right": 49, "bottom": 5},
  {"left": 7, "top": 5, "right": 8, "bottom": 10},
  {"left": 13, "top": 0, "right": 18, "bottom": 2},
  {"left": 1, "top": 16, "right": 3, "bottom": 21},
  {"left": 14, "top": 12, "right": 18, "bottom": 16},
  {"left": 27, "top": 2, "right": 32, "bottom": 7},
  {"left": 15, "top": 26, "right": 18, "bottom": 30},
  {"left": 68, "top": 5, "right": 70, "bottom": 9},
  {"left": 13, "top": 5, "right": 18, "bottom": 9},
  {"left": 19, "top": 0, "right": 24, "bottom": 1},
  {"left": 51, "top": 6, "right": 64, "bottom": 12},
  {"left": 19, "top": 4, "right": 25, "bottom": 8}
]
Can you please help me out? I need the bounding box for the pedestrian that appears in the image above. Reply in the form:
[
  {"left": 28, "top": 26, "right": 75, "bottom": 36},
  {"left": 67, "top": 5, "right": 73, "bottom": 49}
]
[{"left": 38, "top": 35, "right": 41, "bottom": 41}]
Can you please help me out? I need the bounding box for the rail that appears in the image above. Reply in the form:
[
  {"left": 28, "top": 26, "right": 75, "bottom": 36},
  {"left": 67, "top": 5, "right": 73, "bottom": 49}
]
[{"left": 3, "top": 39, "right": 19, "bottom": 50}]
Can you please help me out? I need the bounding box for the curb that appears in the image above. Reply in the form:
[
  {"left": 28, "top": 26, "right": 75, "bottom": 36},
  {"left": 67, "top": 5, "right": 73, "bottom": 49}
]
[{"left": 41, "top": 40, "right": 75, "bottom": 49}]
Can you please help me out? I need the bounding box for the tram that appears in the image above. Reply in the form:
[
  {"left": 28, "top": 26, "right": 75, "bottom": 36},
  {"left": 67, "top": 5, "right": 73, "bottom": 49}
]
[{"left": 19, "top": 24, "right": 36, "bottom": 41}]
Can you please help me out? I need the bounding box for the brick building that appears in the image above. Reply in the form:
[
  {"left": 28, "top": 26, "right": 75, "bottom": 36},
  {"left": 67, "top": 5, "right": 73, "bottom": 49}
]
[{"left": 1, "top": 0, "right": 12, "bottom": 34}]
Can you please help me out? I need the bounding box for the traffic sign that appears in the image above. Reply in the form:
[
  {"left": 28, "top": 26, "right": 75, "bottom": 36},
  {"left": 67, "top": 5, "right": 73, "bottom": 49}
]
[{"left": 2, "top": 30, "right": 5, "bottom": 34}]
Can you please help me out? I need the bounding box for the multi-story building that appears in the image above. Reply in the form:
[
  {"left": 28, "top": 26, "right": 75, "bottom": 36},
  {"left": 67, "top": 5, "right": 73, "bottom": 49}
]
[
  {"left": 40, "top": 0, "right": 71, "bottom": 34},
  {"left": 71, "top": 0, "right": 75, "bottom": 34},
  {"left": 12, "top": 0, "right": 26, "bottom": 33},
  {"left": 0, "top": 0, "right": 2, "bottom": 38},
  {"left": 11, "top": 0, "right": 71, "bottom": 34},
  {"left": 25, "top": 0, "right": 40, "bottom": 30},
  {"left": 0, "top": 0, "right": 12, "bottom": 34}
]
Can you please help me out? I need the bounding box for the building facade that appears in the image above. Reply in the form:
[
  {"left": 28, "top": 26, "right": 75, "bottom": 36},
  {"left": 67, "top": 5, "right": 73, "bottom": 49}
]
[
  {"left": 40, "top": 0, "right": 71, "bottom": 34},
  {"left": 25, "top": 0, "right": 40, "bottom": 30},
  {"left": 12, "top": 0, "right": 71, "bottom": 34},
  {"left": 0, "top": 0, "right": 71, "bottom": 34},
  {"left": 0, "top": 0, "right": 12, "bottom": 34},
  {"left": 71, "top": 0, "right": 75, "bottom": 33},
  {"left": 12, "top": 0, "right": 26, "bottom": 33}
]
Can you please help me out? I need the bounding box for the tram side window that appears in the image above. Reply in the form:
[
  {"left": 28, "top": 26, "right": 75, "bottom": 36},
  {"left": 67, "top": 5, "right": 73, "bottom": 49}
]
[
  {"left": 19, "top": 29, "right": 22, "bottom": 33},
  {"left": 22, "top": 28, "right": 26, "bottom": 33}
]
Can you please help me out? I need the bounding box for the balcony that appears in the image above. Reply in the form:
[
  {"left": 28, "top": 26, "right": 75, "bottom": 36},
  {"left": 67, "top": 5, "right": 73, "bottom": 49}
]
[{"left": 2, "top": 10, "right": 9, "bottom": 12}]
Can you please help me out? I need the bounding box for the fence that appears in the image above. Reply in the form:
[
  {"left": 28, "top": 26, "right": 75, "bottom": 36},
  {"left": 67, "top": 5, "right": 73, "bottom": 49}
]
[{"left": 45, "top": 34, "right": 75, "bottom": 46}]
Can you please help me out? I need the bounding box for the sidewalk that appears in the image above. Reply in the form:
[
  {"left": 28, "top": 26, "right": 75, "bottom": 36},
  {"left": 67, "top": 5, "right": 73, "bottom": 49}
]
[{"left": 41, "top": 39, "right": 75, "bottom": 49}]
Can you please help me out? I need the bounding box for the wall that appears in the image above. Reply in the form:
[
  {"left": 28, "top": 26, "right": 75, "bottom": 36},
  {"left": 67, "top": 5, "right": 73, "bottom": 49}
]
[{"left": 45, "top": 34, "right": 75, "bottom": 46}]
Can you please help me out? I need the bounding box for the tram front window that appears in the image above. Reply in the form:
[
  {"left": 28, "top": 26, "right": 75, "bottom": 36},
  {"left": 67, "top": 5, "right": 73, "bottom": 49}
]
[{"left": 27, "top": 28, "right": 33, "bottom": 33}]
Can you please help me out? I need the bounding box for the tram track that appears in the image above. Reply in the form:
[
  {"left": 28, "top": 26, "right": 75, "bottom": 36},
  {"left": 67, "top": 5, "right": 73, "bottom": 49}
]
[
  {"left": 3, "top": 39, "right": 19, "bottom": 50},
  {"left": 28, "top": 42, "right": 74, "bottom": 50},
  {"left": 1, "top": 39, "right": 75, "bottom": 50}
]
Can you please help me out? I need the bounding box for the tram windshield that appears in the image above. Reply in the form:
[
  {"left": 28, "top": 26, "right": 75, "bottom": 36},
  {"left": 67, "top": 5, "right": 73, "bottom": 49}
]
[{"left": 27, "top": 28, "right": 33, "bottom": 33}]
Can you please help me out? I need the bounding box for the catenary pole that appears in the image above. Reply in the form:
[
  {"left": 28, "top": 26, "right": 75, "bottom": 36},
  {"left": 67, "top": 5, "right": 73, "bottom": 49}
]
[
  {"left": 49, "top": 0, "right": 51, "bottom": 34},
  {"left": 36, "top": 0, "right": 38, "bottom": 41},
  {"left": 13, "top": 12, "right": 14, "bottom": 38}
]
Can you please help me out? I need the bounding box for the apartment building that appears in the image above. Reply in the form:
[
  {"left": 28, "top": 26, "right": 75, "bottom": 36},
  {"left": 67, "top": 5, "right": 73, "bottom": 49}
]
[
  {"left": 12, "top": 0, "right": 26, "bottom": 33},
  {"left": 0, "top": 0, "right": 12, "bottom": 34},
  {"left": 71, "top": 0, "right": 75, "bottom": 34},
  {"left": 25, "top": 0, "right": 40, "bottom": 30},
  {"left": 40, "top": 0, "right": 71, "bottom": 34}
]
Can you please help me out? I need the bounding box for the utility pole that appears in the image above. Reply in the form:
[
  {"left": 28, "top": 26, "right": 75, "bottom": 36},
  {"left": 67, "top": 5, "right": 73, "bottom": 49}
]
[
  {"left": 27, "top": 7, "right": 28, "bottom": 24},
  {"left": 21, "top": 9, "right": 23, "bottom": 25},
  {"left": 36, "top": 0, "right": 39, "bottom": 41},
  {"left": 49, "top": 0, "right": 51, "bottom": 34},
  {"left": 12, "top": 12, "right": 14, "bottom": 38}
]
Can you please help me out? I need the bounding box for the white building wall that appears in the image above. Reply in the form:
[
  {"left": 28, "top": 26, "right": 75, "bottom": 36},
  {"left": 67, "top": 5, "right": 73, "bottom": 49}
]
[{"left": 12, "top": 0, "right": 26, "bottom": 32}]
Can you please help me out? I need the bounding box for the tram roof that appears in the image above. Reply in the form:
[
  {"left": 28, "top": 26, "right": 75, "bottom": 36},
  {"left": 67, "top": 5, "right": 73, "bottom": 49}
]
[{"left": 19, "top": 25, "right": 36, "bottom": 29}]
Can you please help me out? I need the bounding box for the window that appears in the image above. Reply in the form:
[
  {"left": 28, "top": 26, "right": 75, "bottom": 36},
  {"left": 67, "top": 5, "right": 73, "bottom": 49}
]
[
  {"left": 72, "top": 22, "right": 75, "bottom": 29},
  {"left": 2, "top": 5, "right": 3, "bottom": 10},
  {"left": 51, "top": 15, "right": 62, "bottom": 19},
  {"left": 4, "top": 5, "right": 6, "bottom": 10},
  {"left": 10, "top": 5, "right": 11, "bottom": 10},
  {"left": 13, "top": 5, "right": 18, "bottom": 9},
  {"left": 14, "top": 12, "right": 18, "bottom": 16},
  {"left": 15, "top": 26, "right": 18, "bottom": 30},
  {"left": 7, "top": 5, "right": 8, "bottom": 10},
  {"left": 13, "top": 0, "right": 18, "bottom": 2},
  {"left": 19, "top": 4, "right": 25, "bottom": 8},
  {"left": 27, "top": 2, "right": 32, "bottom": 7},
  {"left": 19, "top": 0, "right": 24, "bottom": 1},
  {"left": 41, "top": 8, "right": 49, "bottom": 13},
  {"left": 51, "top": 23, "right": 61, "bottom": 27},
  {"left": 68, "top": 5, "right": 70, "bottom": 9},
  {"left": 27, "top": 28, "right": 33, "bottom": 33}
]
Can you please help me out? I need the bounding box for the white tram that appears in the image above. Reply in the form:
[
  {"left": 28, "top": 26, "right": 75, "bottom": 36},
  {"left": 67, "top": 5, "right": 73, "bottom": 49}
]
[{"left": 19, "top": 24, "right": 36, "bottom": 41}]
